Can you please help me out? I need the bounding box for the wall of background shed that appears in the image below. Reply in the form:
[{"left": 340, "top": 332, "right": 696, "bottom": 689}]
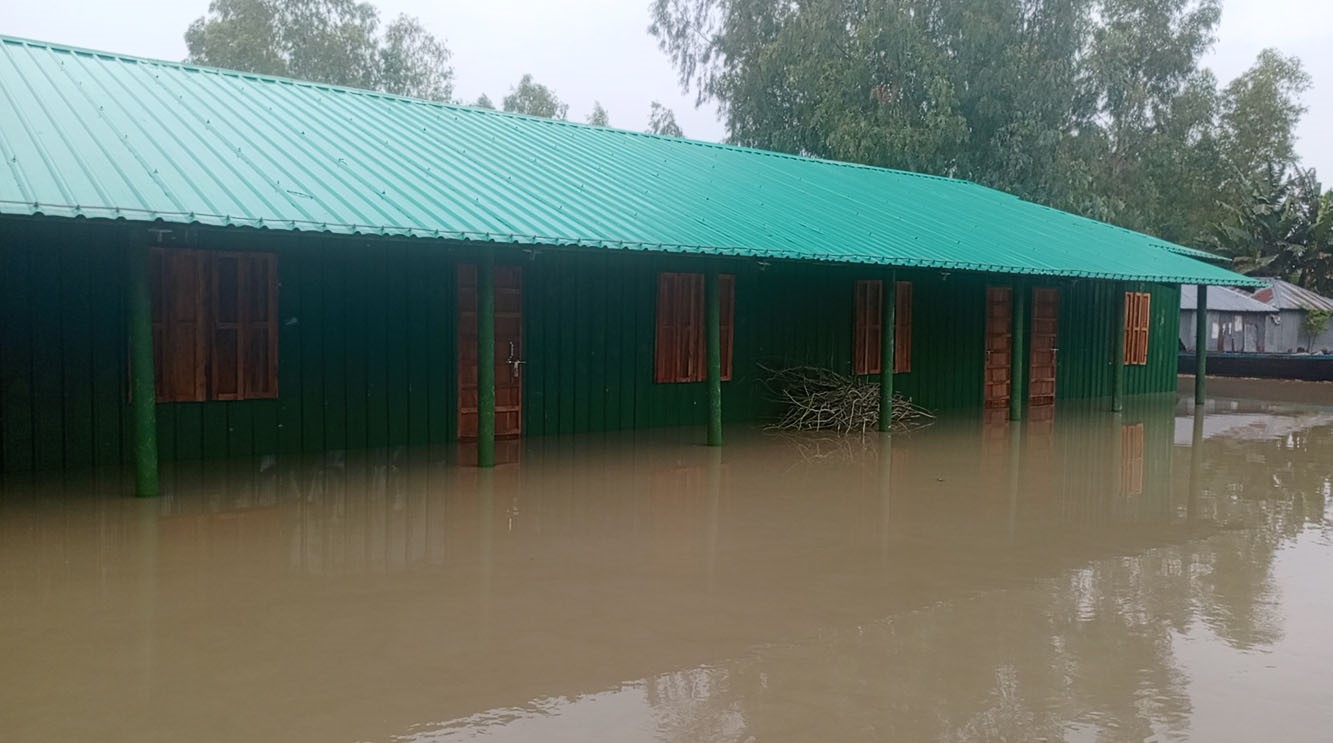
[
  {"left": 1, "top": 218, "right": 1184, "bottom": 475},
  {"left": 1269, "top": 309, "right": 1333, "bottom": 354}
]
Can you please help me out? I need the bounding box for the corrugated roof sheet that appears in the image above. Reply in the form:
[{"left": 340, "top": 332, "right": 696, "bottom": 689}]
[
  {"left": 1252, "top": 279, "right": 1333, "bottom": 312},
  {"left": 1180, "top": 284, "right": 1275, "bottom": 313},
  {"left": 0, "top": 35, "right": 1259, "bottom": 286}
]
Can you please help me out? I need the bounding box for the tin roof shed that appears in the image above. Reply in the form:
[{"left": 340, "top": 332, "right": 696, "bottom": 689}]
[
  {"left": 1251, "top": 279, "right": 1333, "bottom": 312},
  {"left": 1180, "top": 285, "right": 1275, "bottom": 313}
]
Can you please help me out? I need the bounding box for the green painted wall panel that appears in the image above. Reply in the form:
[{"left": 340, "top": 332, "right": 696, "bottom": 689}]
[
  {"left": 1125, "top": 282, "right": 1182, "bottom": 395},
  {"left": 59, "top": 235, "right": 95, "bottom": 469},
  {"left": 276, "top": 237, "right": 304, "bottom": 454},
  {"left": 89, "top": 241, "right": 126, "bottom": 467},
  {"left": 1, "top": 217, "right": 1186, "bottom": 475},
  {"left": 29, "top": 243, "right": 67, "bottom": 471},
  {"left": 2, "top": 223, "right": 36, "bottom": 472}
]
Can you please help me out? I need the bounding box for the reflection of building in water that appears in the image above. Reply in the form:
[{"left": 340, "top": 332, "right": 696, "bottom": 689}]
[{"left": 3, "top": 398, "right": 1328, "bottom": 743}]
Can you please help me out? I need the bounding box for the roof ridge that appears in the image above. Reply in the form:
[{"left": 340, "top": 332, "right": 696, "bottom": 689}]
[{"left": 0, "top": 33, "right": 970, "bottom": 185}]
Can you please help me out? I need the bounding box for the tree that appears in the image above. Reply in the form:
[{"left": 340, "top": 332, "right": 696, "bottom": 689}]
[
  {"left": 588, "top": 101, "right": 610, "bottom": 127},
  {"left": 473, "top": 93, "right": 495, "bottom": 110},
  {"left": 1213, "top": 166, "right": 1333, "bottom": 294},
  {"left": 184, "top": 0, "right": 453, "bottom": 101},
  {"left": 647, "top": 0, "right": 1314, "bottom": 256},
  {"left": 1219, "top": 50, "right": 1312, "bottom": 186},
  {"left": 376, "top": 14, "right": 453, "bottom": 101},
  {"left": 647, "top": 102, "right": 683, "bottom": 137},
  {"left": 501, "top": 74, "right": 568, "bottom": 119}
]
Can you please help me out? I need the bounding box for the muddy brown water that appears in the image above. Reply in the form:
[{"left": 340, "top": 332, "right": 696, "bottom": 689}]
[{"left": 2, "top": 381, "right": 1331, "bottom": 742}]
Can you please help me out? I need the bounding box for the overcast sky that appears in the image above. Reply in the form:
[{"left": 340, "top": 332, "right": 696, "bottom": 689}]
[{"left": 5, "top": 0, "right": 1331, "bottom": 176}]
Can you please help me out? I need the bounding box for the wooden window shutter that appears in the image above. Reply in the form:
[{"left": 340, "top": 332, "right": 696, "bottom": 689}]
[
  {"left": 1136, "top": 293, "right": 1151, "bottom": 364},
  {"left": 151, "top": 247, "right": 207, "bottom": 402},
  {"left": 655, "top": 272, "right": 734, "bottom": 383},
  {"left": 241, "top": 252, "right": 279, "bottom": 398},
  {"left": 209, "top": 253, "right": 243, "bottom": 400},
  {"left": 656, "top": 272, "right": 690, "bottom": 383},
  {"left": 894, "top": 281, "right": 912, "bottom": 373},
  {"left": 852, "top": 280, "right": 883, "bottom": 375},
  {"left": 1123, "top": 291, "right": 1150, "bottom": 365}
]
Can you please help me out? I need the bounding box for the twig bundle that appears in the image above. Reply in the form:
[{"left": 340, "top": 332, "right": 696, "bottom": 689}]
[{"left": 759, "top": 364, "right": 935, "bottom": 434}]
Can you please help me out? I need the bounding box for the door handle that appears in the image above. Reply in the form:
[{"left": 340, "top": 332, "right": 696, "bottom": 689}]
[{"left": 507, "top": 341, "right": 525, "bottom": 378}]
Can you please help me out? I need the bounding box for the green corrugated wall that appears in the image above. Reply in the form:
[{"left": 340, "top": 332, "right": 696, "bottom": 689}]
[{"left": 1, "top": 217, "right": 1182, "bottom": 474}]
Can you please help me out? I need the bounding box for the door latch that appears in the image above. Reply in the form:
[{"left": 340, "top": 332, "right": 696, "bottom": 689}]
[{"left": 507, "top": 341, "right": 525, "bottom": 378}]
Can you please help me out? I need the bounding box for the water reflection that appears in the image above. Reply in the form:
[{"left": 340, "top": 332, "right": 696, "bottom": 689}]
[{"left": 2, "top": 390, "right": 1331, "bottom": 742}]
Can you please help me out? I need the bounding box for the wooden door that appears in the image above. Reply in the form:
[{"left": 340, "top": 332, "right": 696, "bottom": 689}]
[
  {"left": 1028, "top": 288, "right": 1059, "bottom": 409},
  {"left": 984, "top": 287, "right": 1013, "bottom": 411},
  {"left": 458, "top": 264, "right": 523, "bottom": 439}
]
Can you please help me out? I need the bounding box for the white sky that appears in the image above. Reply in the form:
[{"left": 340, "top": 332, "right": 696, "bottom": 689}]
[{"left": 4, "top": 0, "right": 1331, "bottom": 176}]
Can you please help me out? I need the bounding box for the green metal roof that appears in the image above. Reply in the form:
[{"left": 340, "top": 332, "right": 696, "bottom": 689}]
[{"left": 0, "top": 35, "right": 1258, "bottom": 286}]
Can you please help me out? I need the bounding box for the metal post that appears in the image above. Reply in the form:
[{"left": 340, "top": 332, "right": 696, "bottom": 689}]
[
  {"left": 1112, "top": 285, "right": 1126, "bottom": 412},
  {"left": 127, "top": 243, "right": 159, "bottom": 498},
  {"left": 705, "top": 268, "right": 723, "bottom": 447},
  {"left": 879, "top": 274, "right": 897, "bottom": 433},
  {"left": 477, "top": 254, "right": 496, "bottom": 467},
  {"left": 1009, "top": 285, "right": 1027, "bottom": 422},
  {"left": 1194, "top": 284, "right": 1208, "bottom": 407}
]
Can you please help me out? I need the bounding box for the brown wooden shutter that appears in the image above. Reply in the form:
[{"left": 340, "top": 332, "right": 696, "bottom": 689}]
[
  {"left": 655, "top": 273, "right": 678, "bottom": 383},
  {"left": 241, "top": 252, "right": 279, "bottom": 398},
  {"left": 1141, "top": 294, "right": 1149, "bottom": 362},
  {"left": 152, "top": 247, "right": 207, "bottom": 402},
  {"left": 894, "top": 281, "right": 912, "bottom": 373},
  {"left": 1123, "top": 291, "right": 1150, "bottom": 365},
  {"left": 210, "top": 252, "right": 243, "bottom": 400},
  {"left": 686, "top": 273, "right": 705, "bottom": 382},
  {"left": 852, "top": 280, "right": 882, "bottom": 375},
  {"left": 655, "top": 272, "right": 732, "bottom": 383},
  {"left": 1123, "top": 293, "right": 1134, "bottom": 364}
]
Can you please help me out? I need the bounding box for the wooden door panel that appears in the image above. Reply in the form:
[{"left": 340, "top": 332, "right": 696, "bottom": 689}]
[
  {"left": 1029, "top": 288, "right": 1059, "bottom": 409},
  {"left": 458, "top": 263, "right": 524, "bottom": 440},
  {"left": 984, "top": 287, "right": 1012, "bottom": 410}
]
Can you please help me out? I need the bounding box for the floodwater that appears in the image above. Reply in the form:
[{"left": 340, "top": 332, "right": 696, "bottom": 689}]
[{"left": 2, "top": 382, "right": 1331, "bottom": 742}]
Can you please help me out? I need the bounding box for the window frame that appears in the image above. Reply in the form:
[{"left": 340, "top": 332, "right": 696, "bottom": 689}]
[
  {"left": 654, "top": 272, "right": 734, "bottom": 384},
  {"left": 1123, "top": 291, "right": 1151, "bottom": 366},
  {"left": 852, "top": 280, "right": 912, "bottom": 375},
  {"left": 150, "top": 247, "right": 279, "bottom": 402}
]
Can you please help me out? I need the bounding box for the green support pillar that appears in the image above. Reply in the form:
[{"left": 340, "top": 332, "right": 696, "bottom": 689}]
[
  {"left": 879, "top": 273, "right": 897, "bottom": 433},
  {"left": 477, "top": 254, "right": 496, "bottom": 467},
  {"left": 1112, "top": 284, "right": 1126, "bottom": 412},
  {"left": 1009, "top": 284, "right": 1028, "bottom": 422},
  {"left": 705, "top": 268, "right": 723, "bottom": 447},
  {"left": 127, "top": 243, "right": 159, "bottom": 498},
  {"left": 1194, "top": 284, "right": 1208, "bottom": 407}
]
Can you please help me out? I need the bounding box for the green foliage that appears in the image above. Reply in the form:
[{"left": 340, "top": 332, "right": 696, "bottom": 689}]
[
  {"left": 185, "top": 0, "right": 452, "bottom": 101},
  {"left": 648, "top": 0, "right": 1315, "bottom": 260},
  {"left": 472, "top": 93, "right": 495, "bottom": 110},
  {"left": 1212, "top": 166, "right": 1333, "bottom": 294},
  {"left": 587, "top": 101, "right": 610, "bottom": 127},
  {"left": 1303, "top": 310, "right": 1332, "bottom": 341},
  {"left": 1220, "top": 49, "right": 1312, "bottom": 178},
  {"left": 502, "top": 74, "right": 568, "bottom": 119},
  {"left": 647, "top": 102, "right": 683, "bottom": 137}
]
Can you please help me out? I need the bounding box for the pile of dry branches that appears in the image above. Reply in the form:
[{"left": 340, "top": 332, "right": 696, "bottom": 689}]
[{"left": 760, "top": 364, "right": 935, "bottom": 434}]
